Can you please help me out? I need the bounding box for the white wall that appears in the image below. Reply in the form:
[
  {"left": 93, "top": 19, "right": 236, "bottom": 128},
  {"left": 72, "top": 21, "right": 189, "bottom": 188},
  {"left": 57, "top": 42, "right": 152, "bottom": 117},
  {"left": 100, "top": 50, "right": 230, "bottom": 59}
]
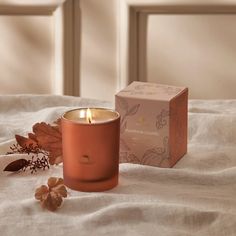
[
  {"left": 1, "top": 0, "right": 236, "bottom": 100},
  {"left": 0, "top": 15, "right": 53, "bottom": 94},
  {"left": 81, "top": 0, "right": 236, "bottom": 100},
  {"left": 79, "top": 0, "right": 118, "bottom": 101},
  {"left": 147, "top": 14, "right": 236, "bottom": 99},
  {"left": 0, "top": 0, "right": 76, "bottom": 96}
]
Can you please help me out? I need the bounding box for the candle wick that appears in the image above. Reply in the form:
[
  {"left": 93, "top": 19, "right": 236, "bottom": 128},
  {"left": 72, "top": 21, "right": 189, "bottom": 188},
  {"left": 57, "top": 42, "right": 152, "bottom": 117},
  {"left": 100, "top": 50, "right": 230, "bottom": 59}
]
[{"left": 88, "top": 117, "right": 92, "bottom": 124}]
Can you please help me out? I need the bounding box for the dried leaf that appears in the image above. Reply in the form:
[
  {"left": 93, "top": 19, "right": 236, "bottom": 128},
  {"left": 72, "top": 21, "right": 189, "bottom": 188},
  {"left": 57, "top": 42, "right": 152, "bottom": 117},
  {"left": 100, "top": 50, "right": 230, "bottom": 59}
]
[
  {"left": 49, "top": 154, "right": 62, "bottom": 165},
  {"left": 53, "top": 118, "right": 62, "bottom": 133},
  {"left": 35, "top": 177, "right": 67, "bottom": 212},
  {"left": 28, "top": 133, "right": 38, "bottom": 142},
  {"left": 15, "top": 134, "right": 37, "bottom": 149},
  {"left": 3, "top": 159, "right": 29, "bottom": 172},
  {"left": 32, "top": 122, "right": 62, "bottom": 165}
]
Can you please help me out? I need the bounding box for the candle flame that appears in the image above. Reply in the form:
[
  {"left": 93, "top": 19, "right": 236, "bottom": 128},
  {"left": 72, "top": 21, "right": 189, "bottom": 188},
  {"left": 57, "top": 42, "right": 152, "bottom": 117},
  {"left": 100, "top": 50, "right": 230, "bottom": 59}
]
[{"left": 86, "top": 108, "right": 93, "bottom": 124}]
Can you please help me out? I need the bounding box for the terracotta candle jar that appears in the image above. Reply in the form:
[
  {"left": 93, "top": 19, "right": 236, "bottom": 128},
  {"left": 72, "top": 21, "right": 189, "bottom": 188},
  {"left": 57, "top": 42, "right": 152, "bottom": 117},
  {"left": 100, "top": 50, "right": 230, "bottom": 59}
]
[{"left": 61, "top": 108, "right": 120, "bottom": 192}]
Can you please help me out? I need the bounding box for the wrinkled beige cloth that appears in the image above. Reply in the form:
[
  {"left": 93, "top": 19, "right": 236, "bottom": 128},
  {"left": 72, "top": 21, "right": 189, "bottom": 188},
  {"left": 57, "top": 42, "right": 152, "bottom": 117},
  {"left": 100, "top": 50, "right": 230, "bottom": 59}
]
[{"left": 0, "top": 95, "right": 236, "bottom": 236}]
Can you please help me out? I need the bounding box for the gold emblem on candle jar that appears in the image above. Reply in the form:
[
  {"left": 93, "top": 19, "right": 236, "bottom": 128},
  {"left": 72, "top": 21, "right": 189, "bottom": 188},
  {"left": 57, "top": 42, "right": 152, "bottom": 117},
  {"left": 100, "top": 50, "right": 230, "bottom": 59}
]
[{"left": 80, "top": 155, "right": 91, "bottom": 164}]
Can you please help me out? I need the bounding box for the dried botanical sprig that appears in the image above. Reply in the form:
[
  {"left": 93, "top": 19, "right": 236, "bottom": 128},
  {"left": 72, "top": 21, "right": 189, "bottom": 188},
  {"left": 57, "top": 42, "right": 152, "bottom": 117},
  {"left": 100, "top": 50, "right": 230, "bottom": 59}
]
[
  {"left": 4, "top": 120, "right": 62, "bottom": 173},
  {"left": 4, "top": 156, "right": 50, "bottom": 173},
  {"left": 7, "top": 142, "right": 45, "bottom": 155},
  {"left": 28, "top": 155, "right": 50, "bottom": 173},
  {"left": 35, "top": 177, "right": 67, "bottom": 211},
  {"left": 4, "top": 143, "right": 50, "bottom": 173}
]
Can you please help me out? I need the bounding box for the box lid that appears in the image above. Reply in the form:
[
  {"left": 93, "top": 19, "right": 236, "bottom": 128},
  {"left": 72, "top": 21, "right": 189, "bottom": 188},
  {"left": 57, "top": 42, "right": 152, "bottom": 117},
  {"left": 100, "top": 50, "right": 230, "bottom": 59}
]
[{"left": 116, "top": 81, "right": 187, "bottom": 101}]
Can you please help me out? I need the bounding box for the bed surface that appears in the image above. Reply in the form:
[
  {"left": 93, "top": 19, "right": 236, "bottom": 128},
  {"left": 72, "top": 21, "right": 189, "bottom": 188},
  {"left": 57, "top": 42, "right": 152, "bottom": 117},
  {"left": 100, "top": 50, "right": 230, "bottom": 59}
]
[{"left": 0, "top": 95, "right": 236, "bottom": 236}]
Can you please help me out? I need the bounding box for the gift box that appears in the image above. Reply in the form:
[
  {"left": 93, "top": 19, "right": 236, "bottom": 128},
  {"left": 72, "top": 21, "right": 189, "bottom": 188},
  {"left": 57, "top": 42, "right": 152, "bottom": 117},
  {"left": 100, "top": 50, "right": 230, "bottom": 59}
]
[{"left": 115, "top": 81, "right": 188, "bottom": 168}]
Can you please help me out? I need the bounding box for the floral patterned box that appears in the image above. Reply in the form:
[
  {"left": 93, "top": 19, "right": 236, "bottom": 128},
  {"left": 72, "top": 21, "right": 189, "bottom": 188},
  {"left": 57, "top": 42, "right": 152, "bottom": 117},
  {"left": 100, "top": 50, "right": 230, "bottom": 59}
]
[{"left": 115, "top": 81, "right": 188, "bottom": 168}]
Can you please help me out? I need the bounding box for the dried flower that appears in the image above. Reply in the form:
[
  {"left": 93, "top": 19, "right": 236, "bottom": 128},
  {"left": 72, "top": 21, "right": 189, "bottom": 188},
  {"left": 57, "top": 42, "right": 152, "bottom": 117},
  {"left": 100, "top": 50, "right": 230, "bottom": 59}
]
[
  {"left": 35, "top": 177, "right": 67, "bottom": 211},
  {"left": 4, "top": 119, "right": 62, "bottom": 173}
]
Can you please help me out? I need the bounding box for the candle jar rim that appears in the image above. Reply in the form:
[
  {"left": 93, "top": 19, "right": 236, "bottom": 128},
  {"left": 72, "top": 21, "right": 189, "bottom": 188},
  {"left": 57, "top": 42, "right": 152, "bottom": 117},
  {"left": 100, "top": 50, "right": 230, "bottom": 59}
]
[{"left": 61, "top": 107, "right": 120, "bottom": 125}]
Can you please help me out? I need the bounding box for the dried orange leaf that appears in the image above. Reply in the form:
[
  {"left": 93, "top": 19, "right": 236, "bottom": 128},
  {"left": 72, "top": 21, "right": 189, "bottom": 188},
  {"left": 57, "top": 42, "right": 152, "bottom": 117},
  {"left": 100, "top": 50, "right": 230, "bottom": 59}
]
[
  {"left": 33, "top": 122, "right": 61, "bottom": 139},
  {"left": 53, "top": 118, "right": 62, "bottom": 132},
  {"left": 49, "top": 154, "right": 62, "bottom": 165},
  {"left": 28, "top": 133, "right": 38, "bottom": 142},
  {"left": 54, "top": 118, "right": 61, "bottom": 125},
  {"left": 15, "top": 134, "right": 37, "bottom": 149},
  {"left": 32, "top": 122, "right": 62, "bottom": 165}
]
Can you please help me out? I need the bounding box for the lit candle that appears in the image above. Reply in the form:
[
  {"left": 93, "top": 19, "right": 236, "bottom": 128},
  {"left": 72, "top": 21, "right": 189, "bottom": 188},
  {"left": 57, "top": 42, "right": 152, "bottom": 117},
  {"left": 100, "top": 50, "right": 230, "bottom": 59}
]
[
  {"left": 86, "top": 108, "right": 92, "bottom": 123},
  {"left": 61, "top": 108, "right": 120, "bottom": 192}
]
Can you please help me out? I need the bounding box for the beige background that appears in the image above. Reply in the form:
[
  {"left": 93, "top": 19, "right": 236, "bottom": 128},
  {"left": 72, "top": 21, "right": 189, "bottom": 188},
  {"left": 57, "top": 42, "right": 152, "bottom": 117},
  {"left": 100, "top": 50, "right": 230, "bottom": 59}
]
[
  {"left": 0, "top": 15, "right": 53, "bottom": 94},
  {"left": 0, "top": 0, "right": 236, "bottom": 100},
  {"left": 147, "top": 14, "right": 236, "bottom": 99}
]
